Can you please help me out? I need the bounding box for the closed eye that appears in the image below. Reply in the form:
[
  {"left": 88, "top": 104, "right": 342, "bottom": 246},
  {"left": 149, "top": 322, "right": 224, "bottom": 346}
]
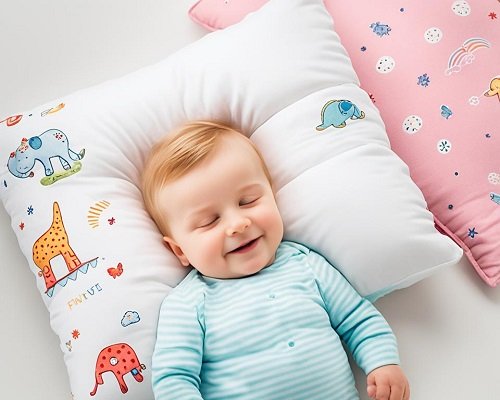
[
  {"left": 239, "top": 197, "right": 259, "bottom": 207},
  {"left": 197, "top": 216, "right": 219, "bottom": 229}
]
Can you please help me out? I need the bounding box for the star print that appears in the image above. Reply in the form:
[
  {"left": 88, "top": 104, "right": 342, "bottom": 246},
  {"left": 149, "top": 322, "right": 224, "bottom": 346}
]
[
  {"left": 467, "top": 227, "right": 478, "bottom": 238},
  {"left": 488, "top": 12, "right": 497, "bottom": 19},
  {"left": 19, "top": 222, "right": 25, "bottom": 230},
  {"left": 27, "top": 205, "right": 34, "bottom": 215},
  {"left": 108, "top": 217, "right": 116, "bottom": 225},
  {"left": 72, "top": 329, "right": 80, "bottom": 339}
]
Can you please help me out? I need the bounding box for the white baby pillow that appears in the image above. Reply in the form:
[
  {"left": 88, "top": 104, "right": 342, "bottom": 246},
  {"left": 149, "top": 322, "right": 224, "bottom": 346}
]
[{"left": 0, "top": 0, "right": 461, "bottom": 398}]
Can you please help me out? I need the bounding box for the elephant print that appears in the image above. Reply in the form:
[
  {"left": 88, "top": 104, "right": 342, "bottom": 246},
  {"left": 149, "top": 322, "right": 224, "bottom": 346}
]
[
  {"left": 316, "top": 99, "right": 365, "bottom": 130},
  {"left": 90, "top": 343, "right": 146, "bottom": 396},
  {"left": 7, "top": 129, "right": 85, "bottom": 184}
]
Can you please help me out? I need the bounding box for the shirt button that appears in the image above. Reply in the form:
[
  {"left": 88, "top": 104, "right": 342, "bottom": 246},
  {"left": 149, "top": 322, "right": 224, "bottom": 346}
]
[
  {"left": 288, "top": 341, "right": 295, "bottom": 348},
  {"left": 269, "top": 293, "right": 276, "bottom": 299}
]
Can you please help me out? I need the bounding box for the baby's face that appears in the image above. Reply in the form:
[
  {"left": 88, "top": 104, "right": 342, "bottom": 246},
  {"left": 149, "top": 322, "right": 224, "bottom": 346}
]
[{"left": 159, "top": 135, "right": 283, "bottom": 279}]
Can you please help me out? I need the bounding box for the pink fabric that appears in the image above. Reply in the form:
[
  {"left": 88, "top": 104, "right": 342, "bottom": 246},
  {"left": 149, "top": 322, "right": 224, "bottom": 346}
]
[
  {"left": 189, "top": 0, "right": 268, "bottom": 31},
  {"left": 326, "top": 1, "right": 500, "bottom": 287},
  {"left": 188, "top": 0, "right": 500, "bottom": 286}
]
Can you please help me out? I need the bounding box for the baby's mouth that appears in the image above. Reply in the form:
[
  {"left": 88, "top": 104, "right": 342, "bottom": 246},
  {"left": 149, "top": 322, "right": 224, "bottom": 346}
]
[{"left": 229, "top": 237, "right": 260, "bottom": 254}]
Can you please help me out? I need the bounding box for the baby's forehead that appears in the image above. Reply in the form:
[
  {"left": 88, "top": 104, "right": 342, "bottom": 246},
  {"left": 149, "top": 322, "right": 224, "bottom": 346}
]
[{"left": 217, "top": 134, "right": 267, "bottom": 164}]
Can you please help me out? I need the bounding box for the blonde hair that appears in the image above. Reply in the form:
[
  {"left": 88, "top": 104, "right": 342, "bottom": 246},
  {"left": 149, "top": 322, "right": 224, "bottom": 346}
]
[{"left": 141, "top": 121, "right": 272, "bottom": 236}]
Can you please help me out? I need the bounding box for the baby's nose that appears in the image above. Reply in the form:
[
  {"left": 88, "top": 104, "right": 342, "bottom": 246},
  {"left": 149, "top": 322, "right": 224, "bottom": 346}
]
[{"left": 226, "top": 217, "right": 251, "bottom": 236}]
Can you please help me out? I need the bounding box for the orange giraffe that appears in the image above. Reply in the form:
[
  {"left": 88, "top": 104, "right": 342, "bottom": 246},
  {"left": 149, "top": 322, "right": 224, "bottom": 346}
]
[{"left": 32, "top": 202, "right": 81, "bottom": 290}]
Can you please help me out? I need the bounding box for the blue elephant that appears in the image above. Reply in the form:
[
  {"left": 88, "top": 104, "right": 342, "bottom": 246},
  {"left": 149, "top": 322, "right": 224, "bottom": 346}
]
[
  {"left": 7, "top": 129, "right": 85, "bottom": 179},
  {"left": 316, "top": 100, "right": 365, "bottom": 130}
]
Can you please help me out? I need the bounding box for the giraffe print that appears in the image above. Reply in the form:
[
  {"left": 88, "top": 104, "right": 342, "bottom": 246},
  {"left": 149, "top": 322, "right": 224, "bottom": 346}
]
[{"left": 32, "top": 201, "right": 81, "bottom": 291}]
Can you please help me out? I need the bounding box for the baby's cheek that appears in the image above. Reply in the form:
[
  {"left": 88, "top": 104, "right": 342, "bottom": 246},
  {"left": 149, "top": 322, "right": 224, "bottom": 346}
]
[{"left": 262, "top": 209, "right": 284, "bottom": 241}]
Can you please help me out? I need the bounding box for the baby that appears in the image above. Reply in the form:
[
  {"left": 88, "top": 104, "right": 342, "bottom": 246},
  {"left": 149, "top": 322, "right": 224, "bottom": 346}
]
[{"left": 142, "top": 121, "right": 410, "bottom": 400}]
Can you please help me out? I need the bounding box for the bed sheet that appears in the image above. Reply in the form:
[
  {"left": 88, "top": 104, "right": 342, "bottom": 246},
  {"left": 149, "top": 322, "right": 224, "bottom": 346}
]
[{"left": 1, "top": 1, "right": 499, "bottom": 399}]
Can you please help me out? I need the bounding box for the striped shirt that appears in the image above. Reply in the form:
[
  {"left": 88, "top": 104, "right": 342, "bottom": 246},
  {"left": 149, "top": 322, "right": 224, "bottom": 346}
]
[{"left": 152, "top": 241, "right": 400, "bottom": 400}]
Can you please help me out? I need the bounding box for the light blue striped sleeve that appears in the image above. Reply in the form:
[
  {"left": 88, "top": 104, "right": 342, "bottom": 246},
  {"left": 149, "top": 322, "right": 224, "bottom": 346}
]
[
  {"left": 307, "top": 250, "right": 400, "bottom": 374},
  {"left": 152, "top": 280, "right": 205, "bottom": 400}
]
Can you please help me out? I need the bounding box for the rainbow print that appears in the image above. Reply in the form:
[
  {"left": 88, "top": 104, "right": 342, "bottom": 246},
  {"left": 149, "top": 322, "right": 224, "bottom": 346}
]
[{"left": 445, "top": 37, "right": 491, "bottom": 75}]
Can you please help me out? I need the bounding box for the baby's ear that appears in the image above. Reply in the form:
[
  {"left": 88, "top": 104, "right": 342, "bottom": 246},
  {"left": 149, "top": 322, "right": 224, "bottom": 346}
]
[{"left": 163, "top": 236, "right": 190, "bottom": 267}]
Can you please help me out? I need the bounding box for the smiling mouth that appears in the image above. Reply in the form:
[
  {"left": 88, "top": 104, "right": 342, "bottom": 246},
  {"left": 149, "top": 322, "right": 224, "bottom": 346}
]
[{"left": 229, "top": 237, "right": 260, "bottom": 254}]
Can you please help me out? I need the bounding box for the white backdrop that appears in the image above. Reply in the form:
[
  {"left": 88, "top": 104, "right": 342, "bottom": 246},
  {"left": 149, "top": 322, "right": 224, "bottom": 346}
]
[{"left": 1, "top": 1, "right": 499, "bottom": 399}]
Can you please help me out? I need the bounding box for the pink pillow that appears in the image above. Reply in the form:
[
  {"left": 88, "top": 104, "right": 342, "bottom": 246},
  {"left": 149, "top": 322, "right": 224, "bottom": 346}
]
[{"left": 189, "top": 0, "right": 500, "bottom": 287}]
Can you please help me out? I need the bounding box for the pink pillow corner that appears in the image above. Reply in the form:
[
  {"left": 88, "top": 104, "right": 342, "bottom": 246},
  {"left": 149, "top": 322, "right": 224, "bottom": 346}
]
[
  {"left": 188, "top": 0, "right": 219, "bottom": 31},
  {"left": 188, "top": 0, "right": 269, "bottom": 31}
]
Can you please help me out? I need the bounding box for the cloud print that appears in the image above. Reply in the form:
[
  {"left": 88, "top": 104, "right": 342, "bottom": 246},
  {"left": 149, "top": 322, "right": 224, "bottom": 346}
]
[{"left": 121, "top": 311, "right": 140, "bottom": 327}]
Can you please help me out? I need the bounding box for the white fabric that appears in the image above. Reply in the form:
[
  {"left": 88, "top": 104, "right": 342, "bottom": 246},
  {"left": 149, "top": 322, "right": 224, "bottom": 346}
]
[{"left": 0, "top": 0, "right": 461, "bottom": 398}]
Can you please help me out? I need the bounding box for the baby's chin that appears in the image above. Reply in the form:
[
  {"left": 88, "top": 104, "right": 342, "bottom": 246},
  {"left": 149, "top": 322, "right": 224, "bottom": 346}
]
[
  {"left": 237, "top": 258, "right": 275, "bottom": 278},
  {"left": 209, "top": 263, "right": 269, "bottom": 279}
]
